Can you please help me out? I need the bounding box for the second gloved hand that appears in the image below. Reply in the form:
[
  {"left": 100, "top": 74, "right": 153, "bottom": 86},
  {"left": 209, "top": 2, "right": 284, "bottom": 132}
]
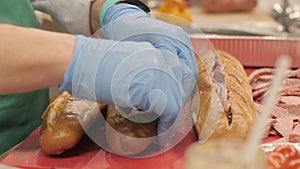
[
  {"left": 101, "top": 4, "right": 198, "bottom": 146},
  {"left": 31, "top": 0, "right": 94, "bottom": 35},
  {"left": 59, "top": 34, "right": 197, "bottom": 147}
]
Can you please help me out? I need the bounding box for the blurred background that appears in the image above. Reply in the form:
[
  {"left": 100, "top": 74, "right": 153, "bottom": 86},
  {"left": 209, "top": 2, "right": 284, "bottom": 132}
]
[
  {"left": 146, "top": 0, "right": 300, "bottom": 37},
  {"left": 36, "top": 0, "right": 300, "bottom": 37}
]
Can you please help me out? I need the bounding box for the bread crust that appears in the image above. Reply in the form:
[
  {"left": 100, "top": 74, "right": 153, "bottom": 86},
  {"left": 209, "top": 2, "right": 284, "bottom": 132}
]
[
  {"left": 105, "top": 105, "right": 158, "bottom": 156},
  {"left": 39, "top": 92, "right": 157, "bottom": 156},
  {"left": 195, "top": 51, "right": 257, "bottom": 142},
  {"left": 39, "top": 91, "right": 102, "bottom": 155}
]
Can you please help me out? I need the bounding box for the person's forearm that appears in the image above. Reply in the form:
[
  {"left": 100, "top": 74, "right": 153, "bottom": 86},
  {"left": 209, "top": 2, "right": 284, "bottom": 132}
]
[
  {"left": 0, "top": 24, "right": 76, "bottom": 94},
  {"left": 90, "top": 0, "right": 105, "bottom": 33},
  {"left": 90, "top": 0, "right": 128, "bottom": 33}
]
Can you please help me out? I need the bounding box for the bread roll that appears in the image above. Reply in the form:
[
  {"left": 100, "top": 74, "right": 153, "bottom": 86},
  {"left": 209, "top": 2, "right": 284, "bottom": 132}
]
[
  {"left": 105, "top": 105, "right": 158, "bottom": 156},
  {"left": 195, "top": 50, "right": 257, "bottom": 142},
  {"left": 39, "top": 91, "right": 158, "bottom": 156},
  {"left": 39, "top": 91, "right": 103, "bottom": 155}
]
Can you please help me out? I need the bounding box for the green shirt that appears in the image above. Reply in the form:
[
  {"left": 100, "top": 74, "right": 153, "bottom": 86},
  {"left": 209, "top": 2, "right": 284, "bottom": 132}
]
[{"left": 0, "top": 0, "right": 50, "bottom": 154}]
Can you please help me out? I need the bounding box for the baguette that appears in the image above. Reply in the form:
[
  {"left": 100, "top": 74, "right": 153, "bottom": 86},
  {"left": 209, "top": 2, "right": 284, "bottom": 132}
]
[{"left": 195, "top": 51, "right": 257, "bottom": 142}]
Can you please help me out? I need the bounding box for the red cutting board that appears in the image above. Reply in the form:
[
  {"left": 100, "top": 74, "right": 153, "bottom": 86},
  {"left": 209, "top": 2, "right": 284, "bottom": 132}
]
[
  {"left": 1, "top": 126, "right": 280, "bottom": 169},
  {"left": 1, "top": 127, "right": 198, "bottom": 169}
]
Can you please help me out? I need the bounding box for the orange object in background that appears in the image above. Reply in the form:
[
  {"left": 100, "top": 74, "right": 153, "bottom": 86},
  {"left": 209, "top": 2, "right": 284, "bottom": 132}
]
[
  {"left": 266, "top": 145, "right": 300, "bottom": 169},
  {"left": 156, "top": 0, "right": 192, "bottom": 24}
]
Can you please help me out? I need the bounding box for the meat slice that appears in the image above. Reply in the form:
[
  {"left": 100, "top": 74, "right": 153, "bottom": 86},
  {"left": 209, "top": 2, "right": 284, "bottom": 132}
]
[
  {"left": 273, "top": 136, "right": 290, "bottom": 143},
  {"left": 271, "top": 105, "right": 289, "bottom": 118},
  {"left": 278, "top": 104, "right": 300, "bottom": 119},
  {"left": 279, "top": 96, "right": 300, "bottom": 106},
  {"left": 284, "top": 78, "right": 300, "bottom": 86},
  {"left": 251, "top": 81, "right": 269, "bottom": 91},
  {"left": 262, "top": 118, "right": 278, "bottom": 138},
  {"left": 289, "top": 124, "right": 300, "bottom": 143},
  {"left": 248, "top": 68, "right": 274, "bottom": 85},
  {"left": 272, "top": 116, "right": 294, "bottom": 137},
  {"left": 287, "top": 68, "right": 300, "bottom": 78},
  {"left": 252, "top": 86, "right": 269, "bottom": 101},
  {"left": 280, "top": 86, "right": 300, "bottom": 95},
  {"left": 249, "top": 67, "right": 300, "bottom": 143},
  {"left": 269, "top": 128, "right": 279, "bottom": 136},
  {"left": 254, "top": 103, "right": 288, "bottom": 118}
]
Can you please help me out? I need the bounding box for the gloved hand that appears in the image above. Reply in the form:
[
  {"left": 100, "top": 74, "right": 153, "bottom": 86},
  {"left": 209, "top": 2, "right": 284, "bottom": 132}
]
[
  {"left": 31, "top": 0, "right": 150, "bottom": 35},
  {"left": 31, "top": 0, "right": 94, "bottom": 35},
  {"left": 100, "top": 4, "right": 198, "bottom": 146},
  {"left": 60, "top": 33, "right": 197, "bottom": 148},
  {"left": 101, "top": 4, "right": 197, "bottom": 73}
]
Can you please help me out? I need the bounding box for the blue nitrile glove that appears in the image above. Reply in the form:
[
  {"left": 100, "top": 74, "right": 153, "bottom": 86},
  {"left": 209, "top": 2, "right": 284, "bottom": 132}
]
[
  {"left": 31, "top": 0, "right": 94, "bottom": 36},
  {"left": 100, "top": 4, "right": 198, "bottom": 146},
  {"left": 60, "top": 34, "right": 197, "bottom": 147}
]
